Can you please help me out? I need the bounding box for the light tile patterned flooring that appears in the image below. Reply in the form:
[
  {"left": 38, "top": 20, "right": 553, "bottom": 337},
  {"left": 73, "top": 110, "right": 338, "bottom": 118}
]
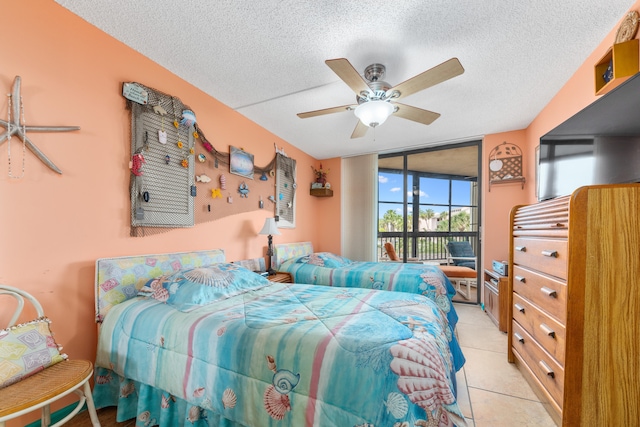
[{"left": 453, "top": 302, "right": 557, "bottom": 427}]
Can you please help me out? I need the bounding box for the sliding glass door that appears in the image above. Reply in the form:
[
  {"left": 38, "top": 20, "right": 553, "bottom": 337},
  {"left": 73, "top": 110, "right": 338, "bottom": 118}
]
[{"left": 377, "top": 141, "right": 481, "bottom": 303}]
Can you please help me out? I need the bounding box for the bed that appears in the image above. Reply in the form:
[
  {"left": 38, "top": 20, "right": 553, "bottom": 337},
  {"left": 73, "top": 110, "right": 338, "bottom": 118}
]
[
  {"left": 92, "top": 250, "right": 467, "bottom": 427},
  {"left": 272, "top": 242, "right": 459, "bottom": 330}
]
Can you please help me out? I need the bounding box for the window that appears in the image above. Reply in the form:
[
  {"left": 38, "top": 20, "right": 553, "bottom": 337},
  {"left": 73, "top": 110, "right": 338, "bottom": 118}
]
[{"left": 377, "top": 143, "right": 480, "bottom": 262}]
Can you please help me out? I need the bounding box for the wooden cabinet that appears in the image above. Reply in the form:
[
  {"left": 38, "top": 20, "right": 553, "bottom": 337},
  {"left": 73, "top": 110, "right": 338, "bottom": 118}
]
[
  {"left": 483, "top": 269, "right": 508, "bottom": 332},
  {"left": 268, "top": 272, "right": 292, "bottom": 283},
  {"left": 508, "top": 184, "right": 640, "bottom": 426}
]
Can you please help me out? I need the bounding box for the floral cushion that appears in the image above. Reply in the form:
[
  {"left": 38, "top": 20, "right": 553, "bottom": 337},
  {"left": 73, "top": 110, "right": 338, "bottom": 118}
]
[
  {"left": 0, "top": 317, "right": 67, "bottom": 389},
  {"left": 138, "top": 263, "right": 271, "bottom": 312}
]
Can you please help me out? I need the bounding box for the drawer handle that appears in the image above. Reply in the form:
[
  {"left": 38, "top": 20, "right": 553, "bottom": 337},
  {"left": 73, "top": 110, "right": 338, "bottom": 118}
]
[
  {"left": 540, "top": 323, "right": 556, "bottom": 338},
  {"left": 514, "top": 303, "right": 525, "bottom": 313},
  {"left": 540, "top": 287, "right": 557, "bottom": 298},
  {"left": 514, "top": 332, "right": 524, "bottom": 344},
  {"left": 515, "top": 246, "right": 527, "bottom": 252},
  {"left": 539, "top": 360, "right": 555, "bottom": 379},
  {"left": 515, "top": 275, "right": 526, "bottom": 283},
  {"left": 541, "top": 250, "right": 558, "bottom": 258},
  {"left": 551, "top": 223, "right": 565, "bottom": 228}
]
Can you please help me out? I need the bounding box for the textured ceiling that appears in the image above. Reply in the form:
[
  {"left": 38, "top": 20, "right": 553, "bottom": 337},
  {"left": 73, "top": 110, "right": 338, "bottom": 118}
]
[{"left": 55, "top": 0, "right": 636, "bottom": 160}]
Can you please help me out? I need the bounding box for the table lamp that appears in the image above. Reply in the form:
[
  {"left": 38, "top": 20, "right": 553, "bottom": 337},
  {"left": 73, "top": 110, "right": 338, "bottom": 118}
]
[{"left": 259, "top": 217, "right": 280, "bottom": 275}]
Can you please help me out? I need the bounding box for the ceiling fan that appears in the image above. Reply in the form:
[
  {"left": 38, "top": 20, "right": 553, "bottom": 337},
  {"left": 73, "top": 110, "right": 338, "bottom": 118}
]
[{"left": 297, "top": 57, "right": 464, "bottom": 138}]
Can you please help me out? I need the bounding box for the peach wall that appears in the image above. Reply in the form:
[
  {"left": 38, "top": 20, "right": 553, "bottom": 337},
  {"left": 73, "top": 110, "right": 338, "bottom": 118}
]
[
  {"left": 0, "top": 2, "right": 337, "bottom": 424},
  {"left": 481, "top": 131, "right": 529, "bottom": 272}
]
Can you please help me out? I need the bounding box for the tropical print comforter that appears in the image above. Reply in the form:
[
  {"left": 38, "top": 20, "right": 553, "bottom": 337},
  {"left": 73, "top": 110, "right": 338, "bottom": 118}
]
[
  {"left": 278, "top": 253, "right": 459, "bottom": 329},
  {"left": 94, "top": 274, "right": 466, "bottom": 427}
]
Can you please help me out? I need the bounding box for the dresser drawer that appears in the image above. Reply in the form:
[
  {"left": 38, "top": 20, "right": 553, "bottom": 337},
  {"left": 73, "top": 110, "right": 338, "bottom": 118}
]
[
  {"left": 512, "top": 265, "right": 567, "bottom": 324},
  {"left": 513, "top": 237, "right": 568, "bottom": 280},
  {"left": 512, "top": 321, "right": 564, "bottom": 409},
  {"left": 512, "top": 293, "right": 566, "bottom": 365}
]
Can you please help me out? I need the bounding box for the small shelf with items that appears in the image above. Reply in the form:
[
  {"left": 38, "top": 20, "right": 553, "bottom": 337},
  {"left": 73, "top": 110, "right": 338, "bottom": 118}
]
[
  {"left": 310, "top": 188, "right": 333, "bottom": 197},
  {"left": 489, "top": 176, "right": 525, "bottom": 191},
  {"left": 594, "top": 38, "right": 639, "bottom": 96}
]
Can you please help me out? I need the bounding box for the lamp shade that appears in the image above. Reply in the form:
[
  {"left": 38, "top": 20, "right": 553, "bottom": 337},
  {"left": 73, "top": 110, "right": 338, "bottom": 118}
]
[
  {"left": 354, "top": 100, "right": 394, "bottom": 128},
  {"left": 259, "top": 218, "right": 280, "bottom": 235}
]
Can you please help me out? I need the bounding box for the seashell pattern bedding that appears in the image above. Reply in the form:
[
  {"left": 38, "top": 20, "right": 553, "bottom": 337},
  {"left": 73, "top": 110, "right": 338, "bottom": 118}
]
[{"left": 92, "top": 251, "right": 467, "bottom": 427}]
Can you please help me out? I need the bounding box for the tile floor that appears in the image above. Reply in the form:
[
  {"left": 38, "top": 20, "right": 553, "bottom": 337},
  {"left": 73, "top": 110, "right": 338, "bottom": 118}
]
[{"left": 453, "top": 302, "right": 557, "bottom": 427}]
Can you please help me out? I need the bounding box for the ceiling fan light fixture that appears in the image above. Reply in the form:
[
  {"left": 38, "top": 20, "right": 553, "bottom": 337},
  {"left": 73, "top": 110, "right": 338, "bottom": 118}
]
[{"left": 354, "top": 100, "right": 394, "bottom": 128}]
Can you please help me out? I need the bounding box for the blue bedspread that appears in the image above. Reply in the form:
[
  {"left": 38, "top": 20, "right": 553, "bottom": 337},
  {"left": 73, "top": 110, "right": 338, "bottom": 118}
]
[
  {"left": 94, "top": 283, "right": 467, "bottom": 427},
  {"left": 279, "top": 257, "right": 458, "bottom": 326}
]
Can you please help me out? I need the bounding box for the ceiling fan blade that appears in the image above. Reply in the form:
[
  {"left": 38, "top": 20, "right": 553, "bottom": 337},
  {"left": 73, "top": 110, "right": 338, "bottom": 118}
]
[
  {"left": 297, "top": 104, "right": 356, "bottom": 118},
  {"left": 326, "top": 58, "right": 372, "bottom": 96},
  {"left": 351, "top": 120, "right": 368, "bottom": 139},
  {"left": 389, "top": 58, "right": 464, "bottom": 100},
  {"left": 393, "top": 103, "right": 441, "bottom": 125}
]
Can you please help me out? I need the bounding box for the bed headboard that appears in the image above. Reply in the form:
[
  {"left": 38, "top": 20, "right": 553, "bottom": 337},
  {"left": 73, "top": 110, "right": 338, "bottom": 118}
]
[
  {"left": 272, "top": 241, "right": 313, "bottom": 269},
  {"left": 95, "top": 249, "right": 225, "bottom": 322},
  {"left": 232, "top": 257, "right": 266, "bottom": 272}
]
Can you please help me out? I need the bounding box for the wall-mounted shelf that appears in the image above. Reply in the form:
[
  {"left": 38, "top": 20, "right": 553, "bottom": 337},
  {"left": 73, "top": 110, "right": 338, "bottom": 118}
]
[
  {"left": 594, "top": 39, "right": 639, "bottom": 96},
  {"left": 489, "top": 177, "right": 525, "bottom": 191},
  {"left": 310, "top": 188, "right": 333, "bottom": 197}
]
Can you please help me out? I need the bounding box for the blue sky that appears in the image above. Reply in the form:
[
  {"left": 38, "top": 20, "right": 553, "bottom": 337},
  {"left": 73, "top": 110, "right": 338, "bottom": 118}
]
[{"left": 378, "top": 171, "right": 472, "bottom": 218}]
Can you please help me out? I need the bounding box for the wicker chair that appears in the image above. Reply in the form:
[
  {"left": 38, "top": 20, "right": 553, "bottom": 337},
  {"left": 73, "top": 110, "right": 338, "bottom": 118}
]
[{"left": 0, "top": 285, "right": 100, "bottom": 427}]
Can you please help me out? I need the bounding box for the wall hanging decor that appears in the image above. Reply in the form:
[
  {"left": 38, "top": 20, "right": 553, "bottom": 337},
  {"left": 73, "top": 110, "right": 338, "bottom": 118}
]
[
  {"left": 229, "top": 146, "right": 254, "bottom": 179},
  {"left": 126, "top": 83, "right": 195, "bottom": 233},
  {"left": 488, "top": 141, "right": 525, "bottom": 191},
  {"left": 275, "top": 153, "right": 297, "bottom": 228},
  {"left": 0, "top": 76, "right": 80, "bottom": 176},
  {"left": 124, "top": 82, "right": 294, "bottom": 236}
]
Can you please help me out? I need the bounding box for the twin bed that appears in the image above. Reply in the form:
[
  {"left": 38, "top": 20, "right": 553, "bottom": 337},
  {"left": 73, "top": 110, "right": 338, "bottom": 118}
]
[
  {"left": 273, "top": 242, "right": 459, "bottom": 327},
  {"left": 92, "top": 247, "right": 467, "bottom": 427}
]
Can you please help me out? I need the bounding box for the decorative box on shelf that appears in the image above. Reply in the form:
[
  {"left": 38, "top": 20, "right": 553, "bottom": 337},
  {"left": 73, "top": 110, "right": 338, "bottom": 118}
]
[{"left": 594, "top": 38, "right": 639, "bottom": 96}]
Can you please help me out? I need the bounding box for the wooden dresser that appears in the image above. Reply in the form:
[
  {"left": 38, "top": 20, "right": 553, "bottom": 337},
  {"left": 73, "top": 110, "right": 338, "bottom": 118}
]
[{"left": 508, "top": 184, "right": 640, "bottom": 426}]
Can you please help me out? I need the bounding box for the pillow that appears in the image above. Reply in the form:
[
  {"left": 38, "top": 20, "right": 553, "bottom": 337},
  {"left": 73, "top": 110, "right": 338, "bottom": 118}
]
[
  {"left": 0, "top": 317, "right": 67, "bottom": 389},
  {"left": 138, "top": 263, "right": 271, "bottom": 312},
  {"left": 295, "top": 252, "right": 353, "bottom": 268}
]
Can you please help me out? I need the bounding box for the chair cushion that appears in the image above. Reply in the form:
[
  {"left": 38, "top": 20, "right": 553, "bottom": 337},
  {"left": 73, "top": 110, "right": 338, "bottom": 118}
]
[
  {"left": 439, "top": 265, "right": 477, "bottom": 279},
  {"left": 447, "top": 241, "right": 476, "bottom": 268},
  {"left": 0, "top": 317, "right": 67, "bottom": 389},
  {"left": 457, "top": 261, "right": 477, "bottom": 269}
]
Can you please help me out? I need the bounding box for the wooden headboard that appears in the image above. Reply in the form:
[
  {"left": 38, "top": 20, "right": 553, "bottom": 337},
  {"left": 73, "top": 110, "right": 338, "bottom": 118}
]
[{"left": 94, "top": 249, "right": 225, "bottom": 322}]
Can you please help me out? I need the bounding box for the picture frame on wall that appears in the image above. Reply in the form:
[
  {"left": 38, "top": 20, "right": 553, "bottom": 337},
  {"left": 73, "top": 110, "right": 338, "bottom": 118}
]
[{"left": 229, "top": 146, "right": 254, "bottom": 179}]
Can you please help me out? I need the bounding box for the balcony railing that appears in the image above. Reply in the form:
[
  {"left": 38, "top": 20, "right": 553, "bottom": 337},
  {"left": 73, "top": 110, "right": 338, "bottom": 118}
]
[{"left": 377, "top": 232, "right": 478, "bottom": 263}]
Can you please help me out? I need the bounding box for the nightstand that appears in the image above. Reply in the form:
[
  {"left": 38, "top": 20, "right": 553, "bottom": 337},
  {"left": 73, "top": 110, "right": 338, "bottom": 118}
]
[
  {"left": 267, "top": 272, "right": 292, "bottom": 283},
  {"left": 483, "top": 269, "right": 508, "bottom": 332}
]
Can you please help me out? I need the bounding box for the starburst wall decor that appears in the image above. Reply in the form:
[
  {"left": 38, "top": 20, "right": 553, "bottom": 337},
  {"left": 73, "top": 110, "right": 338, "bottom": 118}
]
[{"left": 0, "top": 76, "right": 80, "bottom": 175}]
